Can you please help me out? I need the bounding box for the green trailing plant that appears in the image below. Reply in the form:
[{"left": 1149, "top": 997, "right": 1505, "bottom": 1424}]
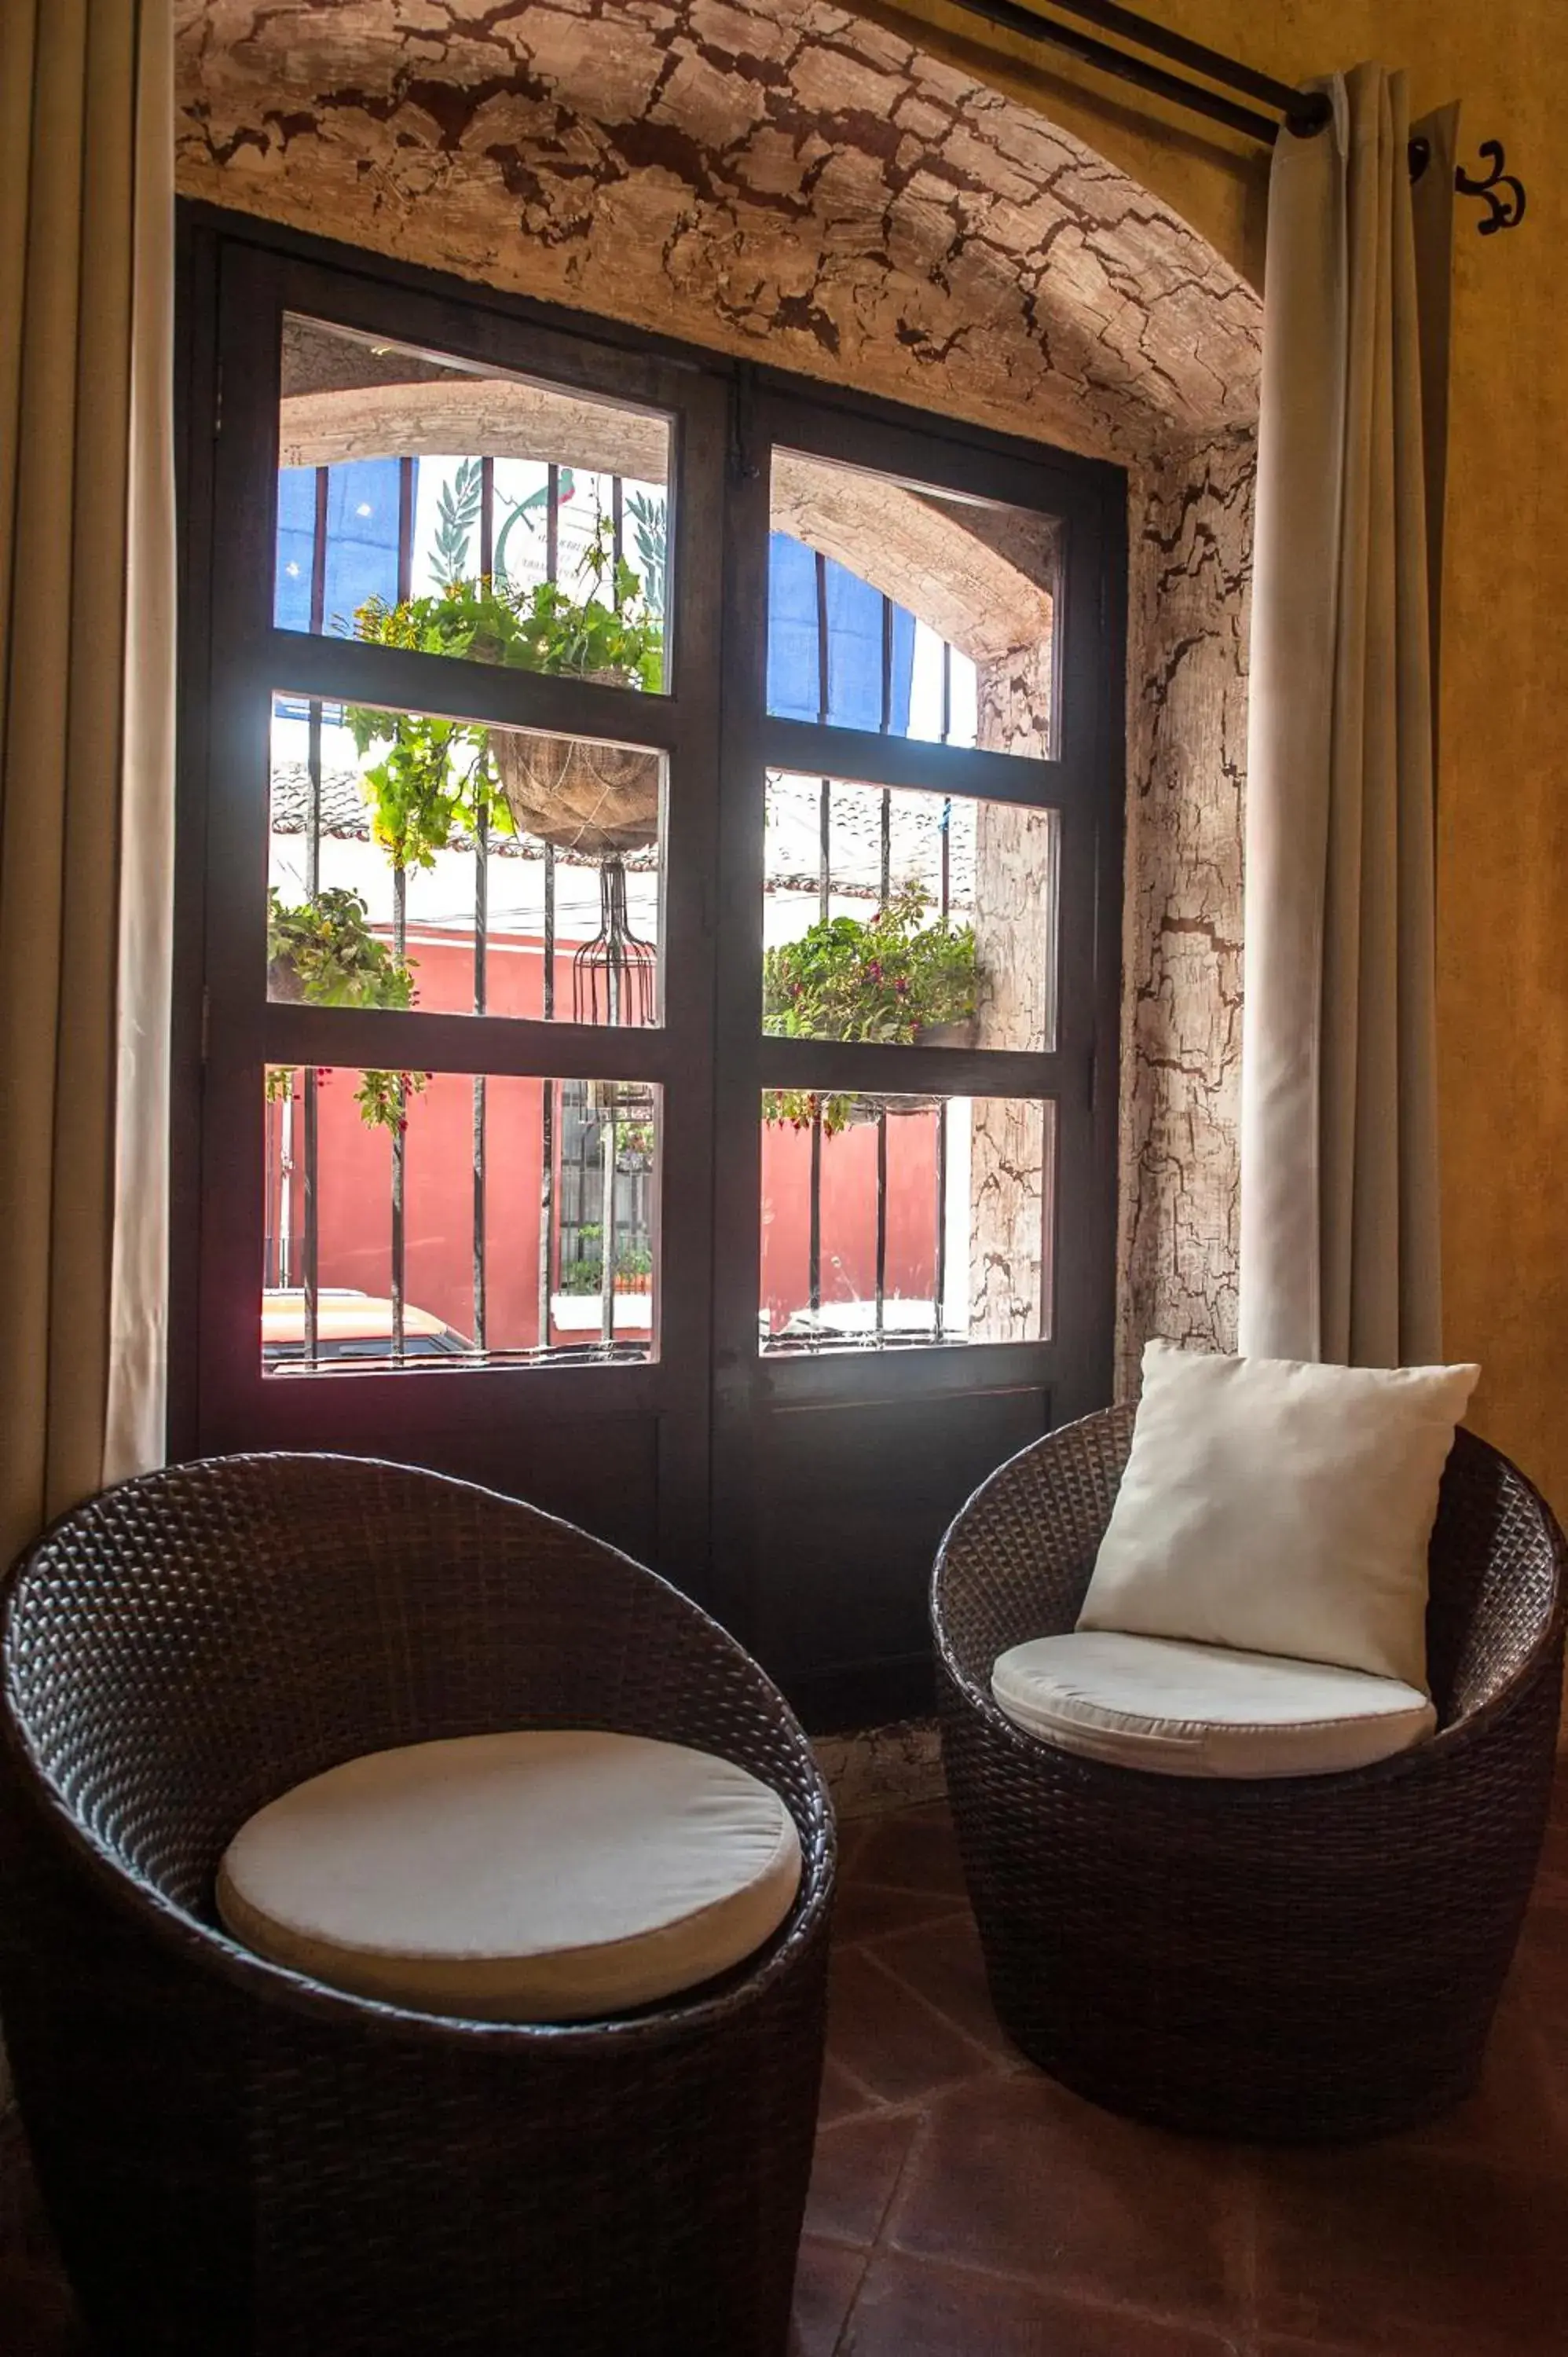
[
  {"left": 344, "top": 700, "right": 500, "bottom": 874},
  {"left": 267, "top": 886, "right": 417, "bottom": 1008},
  {"left": 348, "top": 521, "right": 664, "bottom": 869},
  {"left": 265, "top": 888, "right": 430, "bottom": 1135},
  {"left": 760, "top": 883, "right": 978, "bottom": 1133}
]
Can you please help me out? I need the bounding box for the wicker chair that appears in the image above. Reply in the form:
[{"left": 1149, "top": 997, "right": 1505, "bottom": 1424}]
[
  {"left": 933, "top": 1409, "right": 1566, "bottom": 2143},
  {"left": 0, "top": 1453, "right": 834, "bottom": 2356}
]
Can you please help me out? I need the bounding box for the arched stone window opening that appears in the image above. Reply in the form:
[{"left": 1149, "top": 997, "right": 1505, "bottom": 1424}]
[{"left": 177, "top": 0, "right": 1263, "bottom": 1387}]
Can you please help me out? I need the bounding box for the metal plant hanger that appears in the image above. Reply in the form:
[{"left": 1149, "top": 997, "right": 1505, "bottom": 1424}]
[{"left": 572, "top": 856, "right": 657, "bottom": 1030}]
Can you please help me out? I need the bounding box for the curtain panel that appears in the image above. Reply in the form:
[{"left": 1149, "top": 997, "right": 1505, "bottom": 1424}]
[
  {"left": 1240, "top": 65, "right": 1457, "bottom": 1369},
  {"left": 0, "top": 0, "right": 175, "bottom": 1567}
]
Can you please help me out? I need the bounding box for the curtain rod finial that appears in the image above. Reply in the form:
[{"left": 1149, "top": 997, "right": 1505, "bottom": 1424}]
[
  {"left": 1284, "top": 88, "right": 1334, "bottom": 138},
  {"left": 1455, "top": 139, "right": 1526, "bottom": 233}
]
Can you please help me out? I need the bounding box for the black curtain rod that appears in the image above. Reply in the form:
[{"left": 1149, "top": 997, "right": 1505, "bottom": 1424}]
[
  {"left": 936, "top": 0, "right": 1526, "bottom": 229},
  {"left": 942, "top": 0, "right": 1329, "bottom": 145}
]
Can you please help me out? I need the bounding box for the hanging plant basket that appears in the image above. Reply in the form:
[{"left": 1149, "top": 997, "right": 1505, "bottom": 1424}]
[
  {"left": 267, "top": 952, "right": 307, "bottom": 1005},
  {"left": 915, "top": 1017, "right": 979, "bottom": 1050},
  {"left": 491, "top": 670, "right": 661, "bottom": 856},
  {"left": 764, "top": 1087, "right": 947, "bottom": 1135},
  {"left": 846, "top": 1094, "right": 943, "bottom": 1123}
]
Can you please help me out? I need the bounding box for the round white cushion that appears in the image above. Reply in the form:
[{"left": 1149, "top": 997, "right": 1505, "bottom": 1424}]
[
  {"left": 217, "top": 1729, "right": 802, "bottom": 2021},
  {"left": 991, "top": 1631, "right": 1437, "bottom": 1779}
]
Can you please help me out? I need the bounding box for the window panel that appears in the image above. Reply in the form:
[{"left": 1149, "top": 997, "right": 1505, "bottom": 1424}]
[
  {"left": 263, "top": 1069, "right": 659, "bottom": 1373},
  {"left": 762, "top": 769, "right": 1058, "bottom": 1055},
  {"left": 767, "top": 447, "right": 1060, "bottom": 756},
  {"left": 274, "top": 314, "right": 672, "bottom": 695},
  {"left": 759, "top": 1093, "right": 1054, "bottom": 1353},
  {"left": 267, "top": 695, "right": 665, "bottom": 1026}
]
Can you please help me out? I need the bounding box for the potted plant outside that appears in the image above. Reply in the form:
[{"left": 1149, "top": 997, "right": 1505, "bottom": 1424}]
[{"left": 761, "top": 884, "right": 978, "bottom": 1134}]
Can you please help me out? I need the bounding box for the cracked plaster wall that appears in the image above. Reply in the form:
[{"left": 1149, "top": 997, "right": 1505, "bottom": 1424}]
[
  {"left": 1119, "top": 431, "right": 1252, "bottom": 1389},
  {"left": 174, "top": 0, "right": 1261, "bottom": 1376}
]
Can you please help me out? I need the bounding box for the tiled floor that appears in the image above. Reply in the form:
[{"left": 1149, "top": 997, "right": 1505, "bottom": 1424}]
[
  {"left": 793, "top": 1788, "right": 1568, "bottom": 2355},
  {"left": 4, "top": 1788, "right": 1568, "bottom": 2355}
]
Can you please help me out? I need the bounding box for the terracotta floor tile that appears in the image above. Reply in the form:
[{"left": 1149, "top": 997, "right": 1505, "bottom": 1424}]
[
  {"left": 817, "top": 2056, "right": 885, "bottom": 2129},
  {"left": 806, "top": 2110, "right": 924, "bottom": 2250},
  {"left": 1251, "top": 2143, "right": 1568, "bottom": 2355},
  {"left": 850, "top": 1807, "right": 969, "bottom": 1901},
  {"left": 0, "top": 2258, "right": 84, "bottom": 2357},
  {"left": 827, "top": 1947, "right": 995, "bottom": 2106},
  {"left": 1383, "top": 1985, "right": 1564, "bottom": 2175},
  {"left": 870, "top": 1912, "right": 1020, "bottom": 2066},
  {"left": 1530, "top": 2010, "right": 1568, "bottom": 2128},
  {"left": 886, "top": 2072, "right": 1250, "bottom": 2332},
  {"left": 842, "top": 2251, "right": 1250, "bottom": 2355},
  {"left": 832, "top": 1879, "right": 971, "bottom": 1946},
  {"left": 833, "top": 1819, "right": 877, "bottom": 1886},
  {"left": 1258, "top": 2341, "right": 1385, "bottom": 2357},
  {"left": 1515, "top": 1893, "right": 1568, "bottom": 2013},
  {"left": 790, "top": 2236, "right": 869, "bottom": 2357}
]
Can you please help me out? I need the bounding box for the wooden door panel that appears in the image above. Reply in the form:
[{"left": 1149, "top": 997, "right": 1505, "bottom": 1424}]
[{"left": 752, "top": 1383, "right": 1052, "bottom": 1725}]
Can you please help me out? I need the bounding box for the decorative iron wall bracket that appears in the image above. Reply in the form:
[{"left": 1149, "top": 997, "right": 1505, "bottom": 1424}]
[{"left": 1410, "top": 137, "right": 1526, "bottom": 234}]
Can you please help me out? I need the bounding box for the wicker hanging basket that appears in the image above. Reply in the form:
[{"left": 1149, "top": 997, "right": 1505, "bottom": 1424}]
[
  {"left": 491, "top": 669, "right": 661, "bottom": 856},
  {"left": 266, "top": 954, "right": 306, "bottom": 1005}
]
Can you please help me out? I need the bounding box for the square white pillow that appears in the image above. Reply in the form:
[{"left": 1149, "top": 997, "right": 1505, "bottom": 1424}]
[{"left": 1076, "top": 1342, "right": 1481, "bottom": 1692}]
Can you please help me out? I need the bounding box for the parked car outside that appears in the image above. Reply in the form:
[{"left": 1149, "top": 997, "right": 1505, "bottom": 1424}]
[{"left": 262, "top": 1288, "right": 476, "bottom": 1367}]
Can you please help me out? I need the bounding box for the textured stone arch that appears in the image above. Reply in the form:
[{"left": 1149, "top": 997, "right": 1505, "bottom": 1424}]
[{"left": 176, "top": 0, "right": 1262, "bottom": 1373}]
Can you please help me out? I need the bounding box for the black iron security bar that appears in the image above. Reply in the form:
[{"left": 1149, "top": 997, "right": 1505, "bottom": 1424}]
[
  {"left": 787, "top": 563, "right": 979, "bottom": 1354},
  {"left": 936, "top": 0, "right": 1525, "bottom": 229},
  {"left": 275, "top": 449, "right": 661, "bottom": 1372}
]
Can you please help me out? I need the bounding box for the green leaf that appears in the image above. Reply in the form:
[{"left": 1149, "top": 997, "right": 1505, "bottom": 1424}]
[{"left": 760, "top": 882, "right": 977, "bottom": 1090}]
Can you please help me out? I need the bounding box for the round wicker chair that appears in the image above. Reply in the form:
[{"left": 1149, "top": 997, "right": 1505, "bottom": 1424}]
[
  {"left": 0, "top": 1453, "right": 835, "bottom": 2356},
  {"left": 932, "top": 1409, "right": 1565, "bottom": 2143}
]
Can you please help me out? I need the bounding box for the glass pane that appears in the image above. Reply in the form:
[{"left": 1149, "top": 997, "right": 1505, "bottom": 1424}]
[
  {"left": 262, "top": 1070, "right": 658, "bottom": 1371},
  {"left": 759, "top": 1093, "right": 1054, "bottom": 1352},
  {"left": 268, "top": 695, "right": 665, "bottom": 1025},
  {"left": 767, "top": 449, "right": 1059, "bottom": 754},
  {"left": 275, "top": 315, "right": 671, "bottom": 692},
  {"left": 763, "top": 771, "right": 1057, "bottom": 1054}
]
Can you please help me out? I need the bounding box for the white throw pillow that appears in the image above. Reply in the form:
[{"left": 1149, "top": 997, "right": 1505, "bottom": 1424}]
[{"left": 1076, "top": 1341, "right": 1480, "bottom": 1692}]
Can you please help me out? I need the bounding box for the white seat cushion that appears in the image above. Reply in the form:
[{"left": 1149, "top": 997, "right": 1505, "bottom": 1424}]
[
  {"left": 217, "top": 1729, "right": 802, "bottom": 2022},
  {"left": 991, "top": 1631, "right": 1436, "bottom": 1779},
  {"left": 1077, "top": 1341, "right": 1480, "bottom": 1691}
]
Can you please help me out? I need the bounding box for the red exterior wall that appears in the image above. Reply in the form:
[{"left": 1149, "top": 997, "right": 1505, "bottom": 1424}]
[{"left": 266, "top": 927, "right": 943, "bottom": 1347}]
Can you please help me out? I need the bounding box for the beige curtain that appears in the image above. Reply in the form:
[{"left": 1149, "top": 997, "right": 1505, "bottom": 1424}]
[
  {"left": 0, "top": 0, "right": 175, "bottom": 1567},
  {"left": 1239, "top": 66, "right": 1456, "bottom": 1369}
]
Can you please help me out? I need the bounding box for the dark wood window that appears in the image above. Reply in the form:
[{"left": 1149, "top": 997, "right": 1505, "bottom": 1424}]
[{"left": 175, "top": 207, "right": 1126, "bottom": 1727}]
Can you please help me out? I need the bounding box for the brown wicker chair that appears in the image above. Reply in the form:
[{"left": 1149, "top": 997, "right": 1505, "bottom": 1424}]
[
  {"left": 932, "top": 1409, "right": 1565, "bottom": 2143},
  {"left": 0, "top": 1453, "right": 834, "bottom": 2356}
]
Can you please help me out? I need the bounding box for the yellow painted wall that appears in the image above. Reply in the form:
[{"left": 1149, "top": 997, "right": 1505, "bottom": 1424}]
[{"left": 888, "top": 0, "right": 1568, "bottom": 1512}]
